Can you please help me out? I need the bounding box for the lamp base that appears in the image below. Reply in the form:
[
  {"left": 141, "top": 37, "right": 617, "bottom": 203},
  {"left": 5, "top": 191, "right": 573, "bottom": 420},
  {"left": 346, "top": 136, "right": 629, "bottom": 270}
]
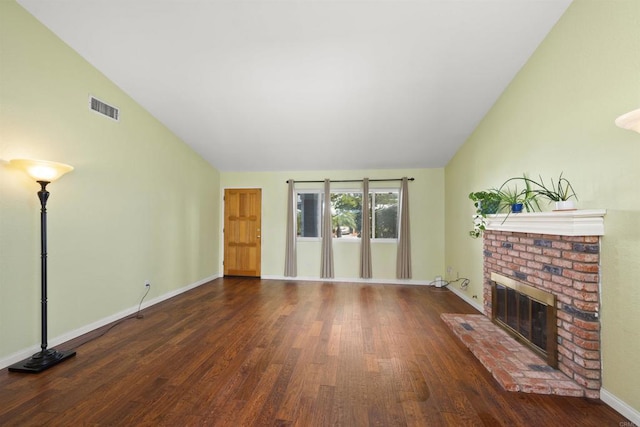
[{"left": 8, "top": 348, "right": 76, "bottom": 373}]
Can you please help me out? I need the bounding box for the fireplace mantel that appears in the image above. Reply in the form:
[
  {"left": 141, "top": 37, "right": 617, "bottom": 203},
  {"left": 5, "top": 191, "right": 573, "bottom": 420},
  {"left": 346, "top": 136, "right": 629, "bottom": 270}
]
[{"left": 484, "top": 209, "right": 606, "bottom": 236}]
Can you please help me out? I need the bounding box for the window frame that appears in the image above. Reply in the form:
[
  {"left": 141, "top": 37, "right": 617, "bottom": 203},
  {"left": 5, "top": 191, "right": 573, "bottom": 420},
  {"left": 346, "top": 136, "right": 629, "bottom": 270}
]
[
  {"left": 330, "top": 189, "right": 363, "bottom": 242},
  {"left": 295, "top": 186, "right": 400, "bottom": 242},
  {"left": 296, "top": 189, "right": 323, "bottom": 240},
  {"left": 370, "top": 189, "right": 400, "bottom": 242}
]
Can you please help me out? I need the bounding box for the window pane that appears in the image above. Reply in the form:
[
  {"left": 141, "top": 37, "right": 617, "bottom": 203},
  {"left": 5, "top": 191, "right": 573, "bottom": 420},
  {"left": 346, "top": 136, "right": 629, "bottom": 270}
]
[
  {"left": 331, "top": 192, "right": 362, "bottom": 238},
  {"left": 373, "top": 191, "right": 398, "bottom": 238},
  {"left": 296, "top": 189, "right": 398, "bottom": 240},
  {"left": 297, "top": 193, "right": 321, "bottom": 237},
  {"left": 518, "top": 293, "right": 530, "bottom": 338},
  {"left": 531, "top": 300, "right": 548, "bottom": 351},
  {"left": 506, "top": 288, "right": 518, "bottom": 330}
]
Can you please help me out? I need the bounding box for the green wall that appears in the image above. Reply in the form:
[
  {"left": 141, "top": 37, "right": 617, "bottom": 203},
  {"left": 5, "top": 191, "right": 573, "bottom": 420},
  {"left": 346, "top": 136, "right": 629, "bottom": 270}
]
[
  {"left": 221, "top": 168, "right": 444, "bottom": 282},
  {"left": 0, "top": 1, "right": 220, "bottom": 363},
  {"left": 2, "top": 0, "right": 638, "bottom": 419},
  {"left": 445, "top": 0, "right": 640, "bottom": 415}
]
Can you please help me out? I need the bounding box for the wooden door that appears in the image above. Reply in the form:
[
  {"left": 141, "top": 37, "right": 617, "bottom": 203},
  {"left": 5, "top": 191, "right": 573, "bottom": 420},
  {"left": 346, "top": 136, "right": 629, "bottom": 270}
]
[{"left": 224, "top": 188, "right": 262, "bottom": 277}]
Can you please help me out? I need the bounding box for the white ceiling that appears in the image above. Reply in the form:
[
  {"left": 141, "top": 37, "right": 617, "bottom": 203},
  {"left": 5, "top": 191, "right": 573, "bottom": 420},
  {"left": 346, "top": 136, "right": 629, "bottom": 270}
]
[{"left": 17, "top": 0, "right": 572, "bottom": 172}]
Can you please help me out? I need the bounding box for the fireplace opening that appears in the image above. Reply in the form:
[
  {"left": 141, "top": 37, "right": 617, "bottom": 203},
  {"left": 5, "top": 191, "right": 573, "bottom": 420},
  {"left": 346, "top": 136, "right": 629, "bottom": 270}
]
[{"left": 491, "top": 273, "right": 557, "bottom": 368}]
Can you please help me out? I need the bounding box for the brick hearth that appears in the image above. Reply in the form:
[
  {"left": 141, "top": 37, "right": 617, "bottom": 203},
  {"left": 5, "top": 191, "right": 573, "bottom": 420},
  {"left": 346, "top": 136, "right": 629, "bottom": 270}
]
[{"left": 442, "top": 313, "right": 585, "bottom": 396}]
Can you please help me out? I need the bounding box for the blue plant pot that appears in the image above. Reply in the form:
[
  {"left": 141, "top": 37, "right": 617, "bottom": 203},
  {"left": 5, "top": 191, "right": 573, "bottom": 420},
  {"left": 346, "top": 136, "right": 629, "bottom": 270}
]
[
  {"left": 481, "top": 200, "right": 500, "bottom": 215},
  {"left": 511, "top": 203, "right": 524, "bottom": 213}
]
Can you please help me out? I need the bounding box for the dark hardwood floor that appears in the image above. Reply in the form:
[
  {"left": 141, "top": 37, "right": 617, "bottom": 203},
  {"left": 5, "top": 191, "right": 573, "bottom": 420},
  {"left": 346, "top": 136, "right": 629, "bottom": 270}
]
[{"left": 0, "top": 278, "right": 627, "bottom": 426}]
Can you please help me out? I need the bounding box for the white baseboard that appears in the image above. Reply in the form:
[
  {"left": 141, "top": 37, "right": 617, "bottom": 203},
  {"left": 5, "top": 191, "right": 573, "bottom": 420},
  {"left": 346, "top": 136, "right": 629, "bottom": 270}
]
[
  {"left": 446, "top": 285, "right": 483, "bottom": 313},
  {"left": 0, "top": 274, "right": 220, "bottom": 370},
  {"left": 600, "top": 388, "right": 640, "bottom": 425},
  {"left": 261, "top": 274, "right": 432, "bottom": 286}
]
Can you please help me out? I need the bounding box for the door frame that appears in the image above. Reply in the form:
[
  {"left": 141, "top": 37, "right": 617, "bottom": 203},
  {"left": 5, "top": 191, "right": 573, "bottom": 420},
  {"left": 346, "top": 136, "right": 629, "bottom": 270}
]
[{"left": 221, "top": 186, "right": 263, "bottom": 277}]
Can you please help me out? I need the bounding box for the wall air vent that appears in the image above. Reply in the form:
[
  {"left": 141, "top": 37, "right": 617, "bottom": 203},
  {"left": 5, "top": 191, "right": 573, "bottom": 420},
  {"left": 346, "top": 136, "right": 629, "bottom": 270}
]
[{"left": 89, "top": 95, "right": 119, "bottom": 121}]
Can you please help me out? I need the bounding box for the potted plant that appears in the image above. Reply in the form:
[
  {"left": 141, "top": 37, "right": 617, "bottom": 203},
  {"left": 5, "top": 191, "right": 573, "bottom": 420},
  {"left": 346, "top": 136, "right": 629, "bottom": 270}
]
[
  {"left": 469, "top": 190, "right": 502, "bottom": 215},
  {"left": 529, "top": 173, "right": 578, "bottom": 210},
  {"left": 468, "top": 190, "right": 501, "bottom": 238},
  {"left": 468, "top": 172, "right": 577, "bottom": 239},
  {"left": 495, "top": 174, "right": 541, "bottom": 214},
  {"left": 469, "top": 176, "right": 544, "bottom": 238},
  {"left": 495, "top": 187, "right": 526, "bottom": 213}
]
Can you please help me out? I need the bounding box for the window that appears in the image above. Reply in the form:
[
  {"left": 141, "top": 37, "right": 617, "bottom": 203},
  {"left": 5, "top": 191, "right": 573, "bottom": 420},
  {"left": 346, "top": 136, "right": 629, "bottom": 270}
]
[
  {"left": 297, "top": 192, "right": 322, "bottom": 237},
  {"left": 332, "top": 192, "right": 362, "bottom": 238},
  {"left": 371, "top": 191, "right": 398, "bottom": 239},
  {"left": 296, "top": 189, "right": 399, "bottom": 240}
]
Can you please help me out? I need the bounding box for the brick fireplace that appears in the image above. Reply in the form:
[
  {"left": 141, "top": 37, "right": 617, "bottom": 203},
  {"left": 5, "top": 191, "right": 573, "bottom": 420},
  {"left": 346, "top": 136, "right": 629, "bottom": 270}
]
[{"left": 482, "top": 210, "right": 606, "bottom": 399}]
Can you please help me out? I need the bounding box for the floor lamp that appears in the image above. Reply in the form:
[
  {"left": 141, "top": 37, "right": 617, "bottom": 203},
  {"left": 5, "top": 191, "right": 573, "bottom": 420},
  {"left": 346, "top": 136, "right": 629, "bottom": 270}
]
[
  {"left": 8, "top": 158, "right": 76, "bottom": 373},
  {"left": 616, "top": 108, "right": 640, "bottom": 133}
]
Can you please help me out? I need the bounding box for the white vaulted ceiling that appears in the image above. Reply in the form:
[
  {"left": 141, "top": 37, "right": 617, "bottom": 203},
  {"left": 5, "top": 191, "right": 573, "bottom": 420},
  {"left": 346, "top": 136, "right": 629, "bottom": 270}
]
[{"left": 17, "top": 0, "right": 572, "bottom": 172}]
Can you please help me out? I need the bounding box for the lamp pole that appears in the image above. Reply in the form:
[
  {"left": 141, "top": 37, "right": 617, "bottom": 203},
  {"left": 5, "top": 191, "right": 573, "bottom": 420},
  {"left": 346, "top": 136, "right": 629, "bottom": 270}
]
[
  {"left": 8, "top": 159, "right": 76, "bottom": 373},
  {"left": 38, "top": 181, "right": 51, "bottom": 355}
]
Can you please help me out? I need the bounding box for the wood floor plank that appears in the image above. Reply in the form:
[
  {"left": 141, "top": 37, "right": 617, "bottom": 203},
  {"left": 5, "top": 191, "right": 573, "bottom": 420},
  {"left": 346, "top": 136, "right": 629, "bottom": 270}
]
[{"left": 0, "top": 278, "right": 630, "bottom": 426}]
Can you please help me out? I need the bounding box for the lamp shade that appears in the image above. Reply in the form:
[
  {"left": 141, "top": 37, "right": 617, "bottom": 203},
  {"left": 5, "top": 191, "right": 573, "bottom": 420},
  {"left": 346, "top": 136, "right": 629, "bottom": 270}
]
[
  {"left": 615, "top": 108, "right": 640, "bottom": 133},
  {"left": 10, "top": 158, "right": 74, "bottom": 182}
]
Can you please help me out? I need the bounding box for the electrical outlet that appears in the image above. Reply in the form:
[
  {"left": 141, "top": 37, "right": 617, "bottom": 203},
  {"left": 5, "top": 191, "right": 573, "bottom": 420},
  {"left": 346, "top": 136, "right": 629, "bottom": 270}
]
[
  {"left": 447, "top": 266, "right": 453, "bottom": 275},
  {"left": 472, "top": 295, "right": 478, "bottom": 299},
  {"left": 145, "top": 280, "right": 150, "bottom": 288}
]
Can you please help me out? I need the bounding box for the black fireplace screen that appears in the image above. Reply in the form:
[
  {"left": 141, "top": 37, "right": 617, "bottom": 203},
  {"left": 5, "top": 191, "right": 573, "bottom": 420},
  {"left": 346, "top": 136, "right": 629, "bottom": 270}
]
[{"left": 491, "top": 273, "right": 557, "bottom": 368}]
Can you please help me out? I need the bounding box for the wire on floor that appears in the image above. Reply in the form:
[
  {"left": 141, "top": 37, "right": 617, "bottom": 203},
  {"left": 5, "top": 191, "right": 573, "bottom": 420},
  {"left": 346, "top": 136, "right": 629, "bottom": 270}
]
[
  {"left": 429, "top": 277, "right": 470, "bottom": 292},
  {"left": 66, "top": 283, "right": 151, "bottom": 351},
  {"left": 135, "top": 284, "right": 151, "bottom": 319}
]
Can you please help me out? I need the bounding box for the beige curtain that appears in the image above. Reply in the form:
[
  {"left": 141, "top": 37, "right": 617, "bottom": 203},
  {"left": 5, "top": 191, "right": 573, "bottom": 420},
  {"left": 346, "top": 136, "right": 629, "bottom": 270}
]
[
  {"left": 321, "top": 179, "right": 334, "bottom": 278},
  {"left": 360, "top": 178, "right": 372, "bottom": 278},
  {"left": 284, "top": 179, "right": 297, "bottom": 277},
  {"left": 396, "top": 177, "right": 412, "bottom": 279}
]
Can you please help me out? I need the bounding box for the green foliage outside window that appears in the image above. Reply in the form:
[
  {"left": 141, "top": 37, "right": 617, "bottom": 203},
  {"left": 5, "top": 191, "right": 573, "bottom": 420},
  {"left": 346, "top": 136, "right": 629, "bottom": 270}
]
[{"left": 297, "top": 190, "right": 399, "bottom": 239}]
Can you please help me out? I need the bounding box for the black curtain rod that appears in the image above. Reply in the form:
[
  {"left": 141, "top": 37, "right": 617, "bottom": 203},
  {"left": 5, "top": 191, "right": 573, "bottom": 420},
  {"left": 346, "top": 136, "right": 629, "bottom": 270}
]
[{"left": 285, "top": 177, "right": 414, "bottom": 184}]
